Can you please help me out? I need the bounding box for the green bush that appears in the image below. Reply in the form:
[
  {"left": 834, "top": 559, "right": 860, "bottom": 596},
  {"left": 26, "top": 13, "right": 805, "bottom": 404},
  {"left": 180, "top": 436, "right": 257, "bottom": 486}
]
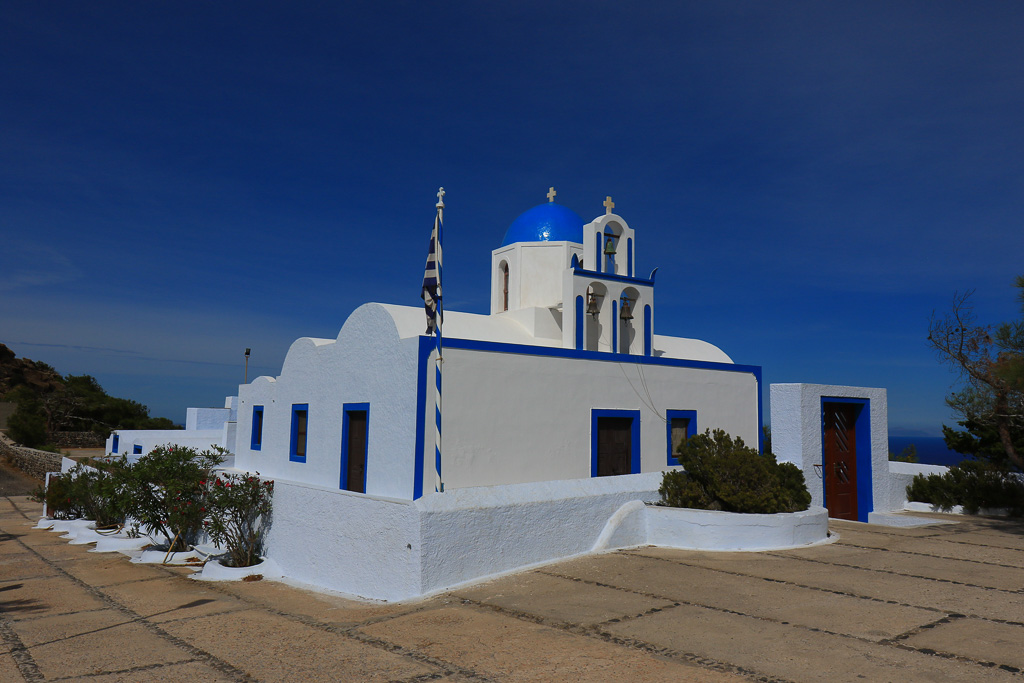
[
  {"left": 31, "top": 472, "right": 83, "bottom": 520},
  {"left": 659, "top": 429, "right": 811, "bottom": 514},
  {"left": 906, "top": 460, "right": 1024, "bottom": 515},
  {"left": 128, "top": 444, "right": 224, "bottom": 551},
  {"left": 205, "top": 473, "right": 274, "bottom": 567},
  {"left": 7, "top": 405, "right": 47, "bottom": 448}
]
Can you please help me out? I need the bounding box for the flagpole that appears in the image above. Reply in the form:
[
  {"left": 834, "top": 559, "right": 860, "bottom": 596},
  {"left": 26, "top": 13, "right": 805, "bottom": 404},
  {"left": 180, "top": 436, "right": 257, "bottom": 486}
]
[{"left": 434, "top": 187, "right": 445, "bottom": 493}]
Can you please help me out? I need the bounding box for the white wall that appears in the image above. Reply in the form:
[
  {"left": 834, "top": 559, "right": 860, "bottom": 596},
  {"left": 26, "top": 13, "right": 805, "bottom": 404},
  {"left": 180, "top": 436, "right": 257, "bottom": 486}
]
[
  {"left": 234, "top": 303, "right": 420, "bottom": 499},
  {"left": 435, "top": 347, "right": 760, "bottom": 492},
  {"left": 105, "top": 429, "right": 225, "bottom": 461},
  {"left": 186, "top": 407, "right": 231, "bottom": 431},
  {"left": 263, "top": 472, "right": 662, "bottom": 602}
]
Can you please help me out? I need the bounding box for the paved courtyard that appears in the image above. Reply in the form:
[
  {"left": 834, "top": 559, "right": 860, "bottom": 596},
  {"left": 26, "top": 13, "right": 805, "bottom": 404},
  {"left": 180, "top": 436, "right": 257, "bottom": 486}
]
[{"left": 1, "top": 494, "right": 1022, "bottom": 682}]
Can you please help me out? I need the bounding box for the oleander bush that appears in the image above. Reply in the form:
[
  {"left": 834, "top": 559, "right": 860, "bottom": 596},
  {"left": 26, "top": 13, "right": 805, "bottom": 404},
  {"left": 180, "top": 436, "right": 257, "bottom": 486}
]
[
  {"left": 659, "top": 429, "right": 811, "bottom": 514},
  {"left": 906, "top": 460, "right": 1024, "bottom": 516},
  {"left": 205, "top": 473, "right": 274, "bottom": 568},
  {"left": 36, "top": 443, "right": 275, "bottom": 562}
]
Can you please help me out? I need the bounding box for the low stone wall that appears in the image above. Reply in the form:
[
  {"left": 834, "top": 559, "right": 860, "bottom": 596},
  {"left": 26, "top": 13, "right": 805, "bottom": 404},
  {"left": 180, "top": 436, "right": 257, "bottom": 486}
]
[
  {"left": 0, "top": 433, "right": 63, "bottom": 481},
  {"left": 50, "top": 431, "right": 106, "bottom": 448}
]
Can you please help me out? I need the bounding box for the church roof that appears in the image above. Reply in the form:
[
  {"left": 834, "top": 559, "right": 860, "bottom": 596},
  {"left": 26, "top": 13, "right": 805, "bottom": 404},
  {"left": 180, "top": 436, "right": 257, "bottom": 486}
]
[{"left": 500, "top": 202, "right": 584, "bottom": 247}]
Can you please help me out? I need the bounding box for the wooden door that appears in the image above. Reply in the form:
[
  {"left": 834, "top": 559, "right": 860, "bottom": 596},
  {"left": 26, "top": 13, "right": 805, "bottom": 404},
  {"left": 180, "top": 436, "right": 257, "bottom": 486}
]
[
  {"left": 597, "top": 417, "right": 632, "bottom": 476},
  {"left": 823, "top": 403, "right": 857, "bottom": 520},
  {"left": 345, "top": 411, "right": 367, "bottom": 493}
]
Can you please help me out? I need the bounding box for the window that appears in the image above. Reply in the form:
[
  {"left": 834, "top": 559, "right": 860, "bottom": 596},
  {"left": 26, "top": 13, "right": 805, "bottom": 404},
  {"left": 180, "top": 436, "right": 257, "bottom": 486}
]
[
  {"left": 500, "top": 261, "right": 509, "bottom": 311},
  {"left": 251, "top": 405, "right": 264, "bottom": 451},
  {"left": 132, "top": 444, "right": 143, "bottom": 455},
  {"left": 666, "top": 410, "right": 697, "bottom": 466},
  {"left": 111, "top": 434, "right": 119, "bottom": 454},
  {"left": 290, "top": 404, "right": 309, "bottom": 462}
]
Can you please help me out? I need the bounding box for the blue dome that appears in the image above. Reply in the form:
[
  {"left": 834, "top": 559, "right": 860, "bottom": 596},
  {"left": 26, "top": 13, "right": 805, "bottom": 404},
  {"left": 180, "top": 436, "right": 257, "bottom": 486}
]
[{"left": 501, "top": 203, "right": 584, "bottom": 247}]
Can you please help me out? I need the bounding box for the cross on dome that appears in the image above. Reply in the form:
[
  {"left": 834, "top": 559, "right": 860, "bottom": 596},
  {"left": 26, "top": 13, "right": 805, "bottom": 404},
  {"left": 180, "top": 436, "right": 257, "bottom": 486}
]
[
  {"left": 547, "top": 187, "right": 556, "bottom": 202},
  {"left": 603, "top": 196, "right": 615, "bottom": 214}
]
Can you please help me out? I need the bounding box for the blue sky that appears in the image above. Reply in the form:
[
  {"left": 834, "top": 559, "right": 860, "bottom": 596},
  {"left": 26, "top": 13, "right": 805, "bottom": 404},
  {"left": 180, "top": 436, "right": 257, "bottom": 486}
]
[{"left": 2, "top": 2, "right": 1022, "bottom": 436}]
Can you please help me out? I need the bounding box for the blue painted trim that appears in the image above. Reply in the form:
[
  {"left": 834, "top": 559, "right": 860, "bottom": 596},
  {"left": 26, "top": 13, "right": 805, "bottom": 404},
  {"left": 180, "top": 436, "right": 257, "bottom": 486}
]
[
  {"left": 132, "top": 444, "right": 143, "bottom": 455},
  {"left": 574, "top": 295, "right": 584, "bottom": 350},
  {"left": 820, "top": 397, "right": 873, "bottom": 522},
  {"left": 250, "top": 405, "right": 264, "bottom": 451},
  {"left": 112, "top": 434, "right": 119, "bottom": 454},
  {"left": 594, "top": 230, "right": 600, "bottom": 270},
  {"left": 289, "top": 403, "right": 309, "bottom": 463},
  {"left": 627, "top": 238, "right": 633, "bottom": 277},
  {"left": 340, "top": 402, "right": 370, "bottom": 492},
  {"left": 665, "top": 409, "right": 697, "bottom": 466},
  {"left": 643, "top": 305, "right": 652, "bottom": 356},
  {"left": 611, "top": 299, "right": 618, "bottom": 352},
  {"left": 591, "top": 409, "right": 641, "bottom": 476},
  {"left": 413, "top": 336, "right": 432, "bottom": 500},
  {"left": 441, "top": 335, "right": 762, "bottom": 377},
  {"left": 572, "top": 262, "right": 655, "bottom": 287}
]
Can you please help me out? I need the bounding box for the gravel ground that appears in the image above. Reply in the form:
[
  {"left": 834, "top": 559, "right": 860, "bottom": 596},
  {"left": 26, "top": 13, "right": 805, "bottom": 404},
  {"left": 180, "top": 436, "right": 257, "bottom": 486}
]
[{"left": 0, "top": 459, "right": 40, "bottom": 497}]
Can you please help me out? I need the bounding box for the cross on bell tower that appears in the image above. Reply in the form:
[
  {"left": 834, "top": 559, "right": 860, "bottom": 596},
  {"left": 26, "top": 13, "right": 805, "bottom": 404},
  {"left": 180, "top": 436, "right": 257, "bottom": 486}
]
[{"left": 603, "top": 196, "right": 615, "bottom": 214}]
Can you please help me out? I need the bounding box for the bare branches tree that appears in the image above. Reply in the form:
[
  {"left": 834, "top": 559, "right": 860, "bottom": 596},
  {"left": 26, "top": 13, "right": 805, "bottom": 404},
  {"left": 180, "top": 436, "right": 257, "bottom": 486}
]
[{"left": 928, "top": 281, "right": 1024, "bottom": 471}]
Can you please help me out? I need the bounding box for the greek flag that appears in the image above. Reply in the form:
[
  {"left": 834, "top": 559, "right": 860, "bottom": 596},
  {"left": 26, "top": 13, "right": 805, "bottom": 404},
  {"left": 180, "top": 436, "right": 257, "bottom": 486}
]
[{"left": 421, "top": 207, "right": 442, "bottom": 335}]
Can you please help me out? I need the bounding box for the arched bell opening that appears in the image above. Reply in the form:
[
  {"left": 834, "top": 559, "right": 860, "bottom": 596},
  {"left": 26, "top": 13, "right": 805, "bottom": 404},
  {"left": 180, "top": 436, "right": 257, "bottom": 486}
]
[
  {"left": 618, "top": 286, "right": 641, "bottom": 354},
  {"left": 585, "top": 282, "right": 609, "bottom": 352}
]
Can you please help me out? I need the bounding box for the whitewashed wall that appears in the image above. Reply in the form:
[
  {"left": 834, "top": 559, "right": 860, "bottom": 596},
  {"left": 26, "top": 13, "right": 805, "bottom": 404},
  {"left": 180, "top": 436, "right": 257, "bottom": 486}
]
[
  {"left": 436, "top": 347, "right": 760, "bottom": 492},
  {"left": 264, "top": 472, "right": 662, "bottom": 602},
  {"left": 105, "top": 430, "right": 225, "bottom": 460},
  {"left": 234, "top": 303, "right": 420, "bottom": 499}
]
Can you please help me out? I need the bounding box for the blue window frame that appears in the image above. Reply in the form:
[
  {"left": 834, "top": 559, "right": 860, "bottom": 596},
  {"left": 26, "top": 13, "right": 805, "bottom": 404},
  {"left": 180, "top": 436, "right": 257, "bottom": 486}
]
[
  {"left": 132, "top": 444, "right": 143, "bottom": 455},
  {"left": 340, "top": 403, "right": 370, "bottom": 493},
  {"left": 290, "top": 404, "right": 309, "bottom": 462},
  {"left": 111, "top": 434, "right": 119, "bottom": 454},
  {"left": 666, "top": 410, "right": 697, "bottom": 466},
  {"left": 250, "top": 405, "right": 264, "bottom": 451},
  {"left": 591, "top": 409, "right": 641, "bottom": 477}
]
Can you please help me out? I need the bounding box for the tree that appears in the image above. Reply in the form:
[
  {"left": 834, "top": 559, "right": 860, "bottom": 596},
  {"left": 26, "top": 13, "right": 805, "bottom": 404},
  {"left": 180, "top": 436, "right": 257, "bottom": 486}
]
[{"left": 928, "top": 276, "right": 1024, "bottom": 471}]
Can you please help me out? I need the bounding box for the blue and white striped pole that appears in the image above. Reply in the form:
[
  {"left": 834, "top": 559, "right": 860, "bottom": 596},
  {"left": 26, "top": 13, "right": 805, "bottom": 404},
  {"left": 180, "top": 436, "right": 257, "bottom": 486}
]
[{"left": 433, "top": 188, "right": 444, "bottom": 493}]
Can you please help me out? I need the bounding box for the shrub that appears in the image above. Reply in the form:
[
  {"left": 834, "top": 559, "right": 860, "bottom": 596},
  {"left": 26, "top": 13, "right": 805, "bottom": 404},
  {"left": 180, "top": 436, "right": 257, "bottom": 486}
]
[
  {"left": 127, "top": 444, "right": 223, "bottom": 551},
  {"left": 31, "top": 471, "right": 84, "bottom": 519},
  {"left": 906, "top": 460, "right": 1024, "bottom": 515},
  {"left": 659, "top": 429, "right": 811, "bottom": 514},
  {"left": 205, "top": 473, "right": 274, "bottom": 568}
]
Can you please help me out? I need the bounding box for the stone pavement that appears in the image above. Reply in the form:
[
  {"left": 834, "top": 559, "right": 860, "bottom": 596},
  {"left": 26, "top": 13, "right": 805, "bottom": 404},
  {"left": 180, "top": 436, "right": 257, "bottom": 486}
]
[{"left": 1, "top": 495, "right": 1022, "bottom": 682}]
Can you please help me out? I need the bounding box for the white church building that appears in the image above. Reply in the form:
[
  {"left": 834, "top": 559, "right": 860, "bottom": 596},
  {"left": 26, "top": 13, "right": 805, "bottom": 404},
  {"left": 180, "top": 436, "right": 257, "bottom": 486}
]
[
  {"left": 230, "top": 195, "right": 762, "bottom": 501},
  {"left": 99, "top": 192, "right": 926, "bottom": 600}
]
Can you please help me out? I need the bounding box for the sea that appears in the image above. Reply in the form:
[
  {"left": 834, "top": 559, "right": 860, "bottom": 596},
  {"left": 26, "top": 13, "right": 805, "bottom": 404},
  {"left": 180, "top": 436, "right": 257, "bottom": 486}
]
[{"left": 888, "top": 436, "right": 972, "bottom": 467}]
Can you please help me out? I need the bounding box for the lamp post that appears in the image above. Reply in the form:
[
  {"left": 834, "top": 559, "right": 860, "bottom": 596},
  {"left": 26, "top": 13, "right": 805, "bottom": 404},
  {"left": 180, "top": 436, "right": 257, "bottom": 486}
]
[{"left": 244, "top": 348, "right": 251, "bottom": 383}]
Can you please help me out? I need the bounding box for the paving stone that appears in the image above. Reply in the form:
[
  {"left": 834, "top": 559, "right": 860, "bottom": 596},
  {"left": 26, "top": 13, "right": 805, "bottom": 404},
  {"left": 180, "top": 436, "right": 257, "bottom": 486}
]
[
  {"left": 632, "top": 547, "right": 1024, "bottom": 623},
  {"left": 454, "top": 570, "right": 677, "bottom": 626},
  {"left": 360, "top": 605, "right": 747, "bottom": 682},
  {"left": 549, "top": 553, "right": 938, "bottom": 641},
  {"left": 12, "top": 608, "right": 190, "bottom": 679},
  {"left": 99, "top": 576, "right": 249, "bottom": 624},
  {"left": 81, "top": 659, "right": 238, "bottom": 682},
  {"left": 835, "top": 528, "right": 1024, "bottom": 567},
  {"left": 902, "top": 617, "right": 1024, "bottom": 670},
  {"left": 0, "top": 574, "right": 109, "bottom": 620},
  {"left": 606, "top": 603, "right": 1019, "bottom": 683},
  {"left": 160, "top": 607, "right": 437, "bottom": 682}
]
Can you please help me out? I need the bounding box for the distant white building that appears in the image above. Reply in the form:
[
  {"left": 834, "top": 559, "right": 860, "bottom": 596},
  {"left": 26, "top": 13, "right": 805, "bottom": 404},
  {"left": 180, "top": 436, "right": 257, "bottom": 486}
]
[
  {"left": 106, "top": 397, "right": 236, "bottom": 464},
  {"left": 231, "top": 196, "right": 762, "bottom": 499}
]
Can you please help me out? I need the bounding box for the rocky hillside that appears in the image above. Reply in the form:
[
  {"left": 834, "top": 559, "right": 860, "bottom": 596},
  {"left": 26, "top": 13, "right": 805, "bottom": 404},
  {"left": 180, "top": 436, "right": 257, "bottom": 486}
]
[{"left": 0, "top": 343, "right": 64, "bottom": 396}]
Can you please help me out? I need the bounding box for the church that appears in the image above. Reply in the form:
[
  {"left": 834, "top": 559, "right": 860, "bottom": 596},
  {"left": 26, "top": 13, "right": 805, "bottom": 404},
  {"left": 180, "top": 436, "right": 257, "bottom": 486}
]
[{"left": 230, "top": 191, "right": 763, "bottom": 500}]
